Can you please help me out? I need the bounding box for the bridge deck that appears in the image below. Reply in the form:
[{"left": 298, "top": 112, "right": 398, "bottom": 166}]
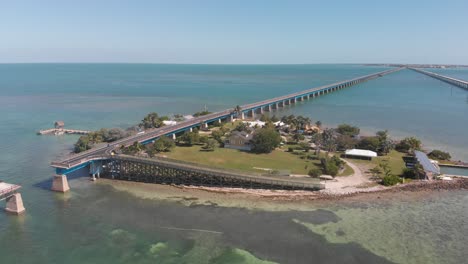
[
  {"left": 0, "top": 182, "right": 21, "bottom": 201},
  {"left": 52, "top": 67, "right": 403, "bottom": 170},
  {"left": 410, "top": 68, "right": 468, "bottom": 90}
]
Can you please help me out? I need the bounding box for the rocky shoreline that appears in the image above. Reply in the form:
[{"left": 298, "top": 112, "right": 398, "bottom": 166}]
[
  {"left": 316, "top": 177, "right": 468, "bottom": 201},
  {"left": 173, "top": 177, "right": 468, "bottom": 202}
]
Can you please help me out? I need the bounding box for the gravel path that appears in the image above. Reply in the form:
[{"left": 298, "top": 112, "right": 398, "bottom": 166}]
[{"left": 320, "top": 159, "right": 385, "bottom": 195}]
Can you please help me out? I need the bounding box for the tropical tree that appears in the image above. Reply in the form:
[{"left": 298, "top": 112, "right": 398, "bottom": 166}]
[
  {"left": 376, "top": 130, "right": 394, "bottom": 155},
  {"left": 379, "top": 160, "right": 392, "bottom": 178},
  {"left": 395, "top": 137, "right": 422, "bottom": 153},
  {"left": 251, "top": 127, "right": 282, "bottom": 153},
  {"left": 369, "top": 166, "right": 382, "bottom": 179},
  {"left": 139, "top": 112, "right": 168, "bottom": 129},
  {"left": 322, "top": 128, "right": 337, "bottom": 152},
  {"left": 177, "top": 130, "right": 200, "bottom": 146},
  {"left": 336, "top": 124, "right": 360, "bottom": 137},
  {"left": 292, "top": 133, "right": 305, "bottom": 143},
  {"left": 202, "top": 139, "right": 217, "bottom": 151},
  {"left": 233, "top": 105, "right": 242, "bottom": 116},
  {"left": 336, "top": 134, "right": 358, "bottom": 151},
  {"left": 357, "top": 136, "right": 380, "bottom": 152},
  {"left": 311, "top": 133, "right": 323, "bottom": 155},
  {"left": 149, "top": 137, "right": 175, "bottom": 156},
  {"left": 428, "top": 150, "right": 451, "bottom": 160},
  {"left": 234, "top": 122, "right": 250, "bottom": 132},
  {"left": 211, "top": 130, "right": 225, "bottom": 143},
  {"left": 315, "top": 120, "right": 322, "bottom": 129}
]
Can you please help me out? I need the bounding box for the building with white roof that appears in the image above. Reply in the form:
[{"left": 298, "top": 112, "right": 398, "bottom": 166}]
[
  {"left": 163, "top": 120, "right": 177, "bottom": 126},
  {"left": 344, "top": 149, "right": 378, "bottom": 160}
]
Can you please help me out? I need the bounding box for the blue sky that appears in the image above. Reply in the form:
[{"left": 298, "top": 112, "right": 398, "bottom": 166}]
[{"left": 1, "top": 0, "right": 467, "bottom": 64}]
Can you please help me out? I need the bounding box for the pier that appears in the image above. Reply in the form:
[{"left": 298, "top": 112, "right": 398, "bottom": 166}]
[
  {"left": 50, "top": 67, "right": 403, "bottom": 191},
  {"left": 37, "top": 121, "right": 90, "bottom": 136},
  {"left": 410, "top": 68, "right": 468, "bottom": 90},
  {"left": 37, "top": 128, "right": 91, "bottom": 135},
  {"left": 0, "top": 182, "right": 25, "bottom": 215}
]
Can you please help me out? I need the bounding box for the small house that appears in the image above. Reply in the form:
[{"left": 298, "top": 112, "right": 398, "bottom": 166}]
[
  {"left": 224, "top": 131, "right": 254, "bottom": 151},
  {"left": 54, "top": 121, "right": 65, "bottom": 129}
]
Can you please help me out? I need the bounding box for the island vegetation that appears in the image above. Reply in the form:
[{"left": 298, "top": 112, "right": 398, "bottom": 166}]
[{"left": 75, "top": 110, "right": 455, "bottom": 190}]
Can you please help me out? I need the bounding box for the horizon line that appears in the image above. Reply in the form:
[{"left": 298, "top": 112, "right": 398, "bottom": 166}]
[{"left": 0, "top": 62, "right": 467, "bottom": 66}]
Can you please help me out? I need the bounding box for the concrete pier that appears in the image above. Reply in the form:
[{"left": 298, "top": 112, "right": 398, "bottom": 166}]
[
  {"left": 5, "top": 193, "right": 25, "bottom": 215},
  {"left": 51, "top": 174, "right": 70, "bottom": 192}
]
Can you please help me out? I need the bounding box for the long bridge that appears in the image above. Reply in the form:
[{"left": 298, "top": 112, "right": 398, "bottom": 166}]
[
  {"left": 409, "top": 68, "right": 468, "bottom": 90},
  {"left": 50, "top": 67, "right": 403, "bottom": 192}
]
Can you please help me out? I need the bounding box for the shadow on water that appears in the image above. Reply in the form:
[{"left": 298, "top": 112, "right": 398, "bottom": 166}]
[{"left": 32, "top": 165, "right": 89, "bottom": 190}]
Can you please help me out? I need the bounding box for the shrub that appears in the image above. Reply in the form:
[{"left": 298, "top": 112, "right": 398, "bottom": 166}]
[
  {"left": 308, "top": 168, "right": 322, "bottom": 178},
  {"left": 401, "top": 168, "right": 416, "bottom": 179},
  {"left": 324, "top": 162, "right": 339, "bottom": 176},
  {"left": 428, "top": 150, "right": 451, "bottom": 160},
  {"left": 382, "top": 175, "right": 402, "bottom": 186}
]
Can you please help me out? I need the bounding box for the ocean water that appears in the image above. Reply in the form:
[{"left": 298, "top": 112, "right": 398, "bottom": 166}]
[
  {"left": 428, "top": 67, "right": 468, "bottom": 80},
  {"left": 0, "top": 64, "right": 467, "bottom": 263}
]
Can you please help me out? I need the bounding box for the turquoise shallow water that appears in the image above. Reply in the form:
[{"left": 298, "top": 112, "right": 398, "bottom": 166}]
[{"left": 0, "top": 64, "right": 467, "bottom": 263}]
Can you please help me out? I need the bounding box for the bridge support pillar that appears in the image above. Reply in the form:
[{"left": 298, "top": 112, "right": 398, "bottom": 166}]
[
  {"left": 189, "top": 127, "right": 193, "bottom": 132},
  {"left": 259, "top": 107, "right": 264, "bottom": 114},
  {"left": 51, "top": 174, "right": 70, "bottom": 192},
  {"left": 229, "top": 115, "right": 234, "bottom": 122},
  {"left": 268, "top": 105, "right": 272, "bottom": 111},
  {"left": 172, "top": 133, "right": 176, "bottom": 140},
  {"left": 241, "top": 112, "right": 245, "bottom": 119},
  {"left": 250, "top": 109, "right": 255, "bottom": 118},
  {"left": 5, "top": 193, "right": 25, "bottom": 215}
]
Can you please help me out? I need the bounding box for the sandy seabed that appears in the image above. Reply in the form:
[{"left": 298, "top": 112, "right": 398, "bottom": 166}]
[{"left": 97, "top": 177, "right": 468, "bottom": 211}]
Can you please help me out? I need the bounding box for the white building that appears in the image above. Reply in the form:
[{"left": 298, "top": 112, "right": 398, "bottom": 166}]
[
  {"left": 163, "top": 120, "right": 177, "bottom": 126},
  {"left": 344, "top": 149, "right": 378, "bottom": 160}
]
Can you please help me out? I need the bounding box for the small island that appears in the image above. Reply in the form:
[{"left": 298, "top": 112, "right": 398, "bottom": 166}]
[{"left": 70, "top": 108, "right": 468, "bottom": 198}]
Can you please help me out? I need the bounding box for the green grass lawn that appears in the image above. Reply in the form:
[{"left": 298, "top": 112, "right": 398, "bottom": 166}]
[
  {"left": 159, "top": 144, "right": 322, "bottom": 175},
  {"left": 343, "top": 150, "right": 407, "bottom": 176}
]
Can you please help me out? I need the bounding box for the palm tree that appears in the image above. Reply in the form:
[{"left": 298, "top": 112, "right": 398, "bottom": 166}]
[
  {"left": 233, "top": 105, "right": 242, "bottom": 115},
  {"left": 315, "top": 120, "right": 322, "bottom": 129}
]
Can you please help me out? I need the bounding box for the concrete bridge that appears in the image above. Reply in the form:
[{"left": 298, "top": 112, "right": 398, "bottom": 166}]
[
  {"left": 49, "top": 67, "right": 403, "bottom": 192},
  {"left": 410, "top": 68, "right": 468, "bottom": 90}
]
